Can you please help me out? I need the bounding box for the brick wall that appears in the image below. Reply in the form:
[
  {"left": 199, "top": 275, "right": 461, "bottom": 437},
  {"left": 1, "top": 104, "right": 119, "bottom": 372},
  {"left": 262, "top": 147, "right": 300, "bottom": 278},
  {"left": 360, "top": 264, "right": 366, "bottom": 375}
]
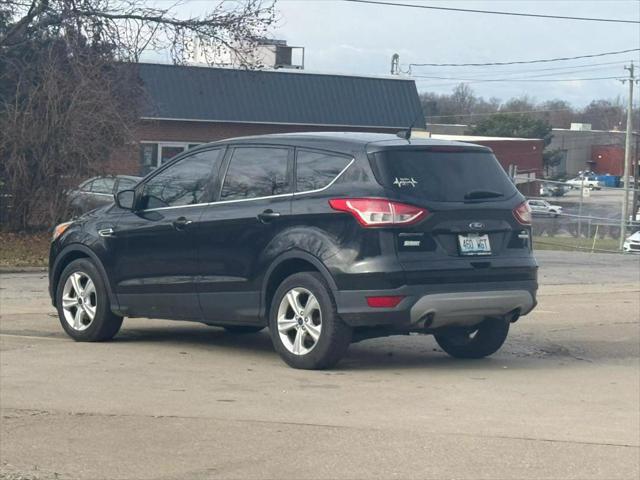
[
  {"left": 471, "top": 139, "right": 545, "bottom": 175},
  {"left": 135, "top": 119, "right": 396, "bottom": 144},
  {"left": 104, "top": 143, "right": 140, "bottom": 176},
  {"left": 592, "top": 145, "right": 624, "bottom": 176},
  {"left": 106, "top": 119, "right": 398, "bottom": 175},
  {"left": 111, "top": 120, "right": 545, "bottom": 177}
]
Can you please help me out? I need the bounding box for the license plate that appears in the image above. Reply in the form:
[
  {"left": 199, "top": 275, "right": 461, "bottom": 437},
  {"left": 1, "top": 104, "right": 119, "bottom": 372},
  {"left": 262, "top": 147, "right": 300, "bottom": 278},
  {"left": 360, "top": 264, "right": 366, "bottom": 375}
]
[{"left": 458, "top": 233, "right": 491, "bottom": 256}]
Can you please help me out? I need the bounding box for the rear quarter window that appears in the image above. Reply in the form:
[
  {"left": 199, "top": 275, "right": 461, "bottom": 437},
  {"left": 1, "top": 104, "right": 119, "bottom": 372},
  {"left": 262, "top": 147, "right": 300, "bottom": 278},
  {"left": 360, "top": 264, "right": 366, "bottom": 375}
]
[
  {"left": 371, "top": 148, "right": 518, "bottom": 202},
  {"left": 295, "top": 150, "right": 351, "bottom": 192}
]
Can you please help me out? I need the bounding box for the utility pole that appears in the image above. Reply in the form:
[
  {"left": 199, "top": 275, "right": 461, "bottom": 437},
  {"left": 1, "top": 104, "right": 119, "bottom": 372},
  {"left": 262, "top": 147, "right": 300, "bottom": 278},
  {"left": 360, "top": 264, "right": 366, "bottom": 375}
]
[
  {"left": 619, "top": 62, "right": 635, "bottom": 250},
  {"left": 632, "top": 132, "right": 639, "bottom": 226},
  {"left": 390, "top": 53, "right": 400, "bottom": 75}
]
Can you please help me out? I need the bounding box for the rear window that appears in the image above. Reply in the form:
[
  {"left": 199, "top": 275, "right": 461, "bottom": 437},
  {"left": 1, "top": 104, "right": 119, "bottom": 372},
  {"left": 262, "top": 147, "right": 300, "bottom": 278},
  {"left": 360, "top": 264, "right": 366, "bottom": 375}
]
[{"left": 371, "top": 149, "right": 518, "bottom": 202}]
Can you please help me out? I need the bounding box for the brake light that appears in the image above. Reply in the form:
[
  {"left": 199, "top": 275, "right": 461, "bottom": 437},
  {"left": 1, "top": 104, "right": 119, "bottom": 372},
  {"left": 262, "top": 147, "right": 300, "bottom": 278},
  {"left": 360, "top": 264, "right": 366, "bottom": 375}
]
[
  {"left": 366, "top": 296, "right": 405, "bottom": 308},
  {"left": 329, "top": 198, "right": 428, "bottom": 227},
  {"left": 513, "top": 201, "right": 532, "bottom": 225}
]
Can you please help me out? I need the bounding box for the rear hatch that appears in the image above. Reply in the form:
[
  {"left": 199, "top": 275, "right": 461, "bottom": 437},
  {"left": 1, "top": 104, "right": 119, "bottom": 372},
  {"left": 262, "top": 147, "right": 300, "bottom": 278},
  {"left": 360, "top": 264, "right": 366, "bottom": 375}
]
[{"left": 368, "top": 145, "right": 535, "bottom": 284}]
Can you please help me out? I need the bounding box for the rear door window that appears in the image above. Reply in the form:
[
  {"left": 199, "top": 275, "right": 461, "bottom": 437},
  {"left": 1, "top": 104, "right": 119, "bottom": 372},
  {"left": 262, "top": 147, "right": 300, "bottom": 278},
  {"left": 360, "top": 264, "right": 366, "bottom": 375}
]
[
  {"left": 371, "top": 149, "right": 517, "bottom": 202},
  {"left": 221, "top": 147, "right": 291, "bottom": 201},
  {"left": 295, "top": 150, "right": 351, "bottom": 192}
]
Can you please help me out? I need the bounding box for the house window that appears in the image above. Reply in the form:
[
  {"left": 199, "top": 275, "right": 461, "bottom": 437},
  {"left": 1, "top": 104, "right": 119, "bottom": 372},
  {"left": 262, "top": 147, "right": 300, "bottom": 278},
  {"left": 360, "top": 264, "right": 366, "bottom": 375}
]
[
  {"left": 139, "top": 142, "right": 203, "bottom": 174},
  {"left": 159, "top": 145, "right": 186, "bottom": 165}
]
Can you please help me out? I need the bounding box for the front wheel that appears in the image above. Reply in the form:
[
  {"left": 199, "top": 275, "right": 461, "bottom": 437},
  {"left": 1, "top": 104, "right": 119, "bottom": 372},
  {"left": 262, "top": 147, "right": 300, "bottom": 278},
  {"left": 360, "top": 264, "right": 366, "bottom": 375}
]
[
  {"left": 434, "top": 317, "right": 509, "bottom": 359},
  {"left": 56, "top": 258, "right": 123, "bottom": 341},
  {"left": 268, "top": 272, "right": 352, "bottom": 370}
]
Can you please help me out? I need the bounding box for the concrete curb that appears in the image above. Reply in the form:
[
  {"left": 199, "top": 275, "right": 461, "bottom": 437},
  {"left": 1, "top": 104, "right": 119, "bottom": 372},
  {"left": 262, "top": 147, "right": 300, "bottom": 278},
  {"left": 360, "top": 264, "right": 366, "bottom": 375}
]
[{"left": 0, "top": 266, "right": 48, "bottom": 273}]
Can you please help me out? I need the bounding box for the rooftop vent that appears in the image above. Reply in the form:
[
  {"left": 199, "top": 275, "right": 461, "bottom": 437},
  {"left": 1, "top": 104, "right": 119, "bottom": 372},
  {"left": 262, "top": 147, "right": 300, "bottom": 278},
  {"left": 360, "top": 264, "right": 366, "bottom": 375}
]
[{"left": 570, "top": 123, "right": 592, "bottom": 131}]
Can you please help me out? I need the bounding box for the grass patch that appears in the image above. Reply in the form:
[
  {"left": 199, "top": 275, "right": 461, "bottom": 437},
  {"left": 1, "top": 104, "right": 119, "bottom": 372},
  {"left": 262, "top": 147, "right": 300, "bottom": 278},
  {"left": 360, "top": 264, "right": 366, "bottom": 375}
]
[
  {"left": 0, "top": 232, "right": 50, "bottom": 268},
  {"left": 533, "top": 235, "right": 621, "bottom": 253}
]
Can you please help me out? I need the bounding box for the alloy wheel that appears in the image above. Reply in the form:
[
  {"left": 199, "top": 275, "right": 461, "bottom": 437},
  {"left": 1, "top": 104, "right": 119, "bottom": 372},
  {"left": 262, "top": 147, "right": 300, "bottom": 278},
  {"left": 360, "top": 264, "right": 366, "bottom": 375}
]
[
  {"left": 61, "top": 271, "right": 97, "bottom": 331},
  {"left": 276, "top": 287, "right": 322, "bottom": 355}
]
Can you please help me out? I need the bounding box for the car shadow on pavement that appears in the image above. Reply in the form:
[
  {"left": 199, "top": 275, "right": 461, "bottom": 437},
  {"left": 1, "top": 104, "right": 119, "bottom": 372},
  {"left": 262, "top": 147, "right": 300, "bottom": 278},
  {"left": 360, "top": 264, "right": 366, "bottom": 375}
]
[
  {"left": 107, "top": 323, "right": 585, "bottom": 371},
  {"left": 115, "top": 325, "right": 277, "bottom": 354}
]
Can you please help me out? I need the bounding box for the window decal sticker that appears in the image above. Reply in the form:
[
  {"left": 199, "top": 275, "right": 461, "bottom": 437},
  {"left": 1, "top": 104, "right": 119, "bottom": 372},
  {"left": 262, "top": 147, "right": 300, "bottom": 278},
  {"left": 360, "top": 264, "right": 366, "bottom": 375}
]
[{"left": 393, "top": 177, "right": 418, "bottom": 188}]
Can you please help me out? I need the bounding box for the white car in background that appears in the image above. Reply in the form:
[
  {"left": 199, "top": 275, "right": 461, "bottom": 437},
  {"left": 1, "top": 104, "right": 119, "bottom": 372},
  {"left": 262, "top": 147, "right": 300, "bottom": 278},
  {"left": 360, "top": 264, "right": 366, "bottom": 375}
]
[
  {"left": 565, "top": 176, "right": 602, "bottom": 190},
  {"left": 623, "top": 231, "right": 640, "bottom": 254},
  {"left": 528, "top": 199, "right": 563, "bottom": 218}
]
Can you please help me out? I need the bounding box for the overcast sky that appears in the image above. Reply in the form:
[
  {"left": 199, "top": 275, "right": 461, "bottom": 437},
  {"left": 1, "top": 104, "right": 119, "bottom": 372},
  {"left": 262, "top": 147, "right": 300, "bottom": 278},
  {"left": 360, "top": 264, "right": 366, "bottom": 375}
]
[{"left": 166, "top": 0, "right": 640, "bottom": 107}]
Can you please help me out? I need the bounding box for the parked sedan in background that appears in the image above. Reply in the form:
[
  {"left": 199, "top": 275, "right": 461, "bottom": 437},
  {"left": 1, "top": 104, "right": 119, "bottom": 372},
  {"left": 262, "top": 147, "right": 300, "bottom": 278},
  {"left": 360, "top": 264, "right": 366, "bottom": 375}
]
[
  {"left": 67, "top": 175, "right": 141, "bottom": 215},
  {"left": 527, "top": 199, "right": 563, "bottom": 218},
  {"left": 539, "top": 182, "right": 570, "bottom": 197}
]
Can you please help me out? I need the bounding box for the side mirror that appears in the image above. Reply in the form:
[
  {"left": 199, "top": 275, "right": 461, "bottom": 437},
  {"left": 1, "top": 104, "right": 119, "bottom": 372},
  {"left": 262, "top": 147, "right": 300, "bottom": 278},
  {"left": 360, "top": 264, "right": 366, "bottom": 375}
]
[{"left": 115, "top": 189, "right": 136, "bottom": 210}]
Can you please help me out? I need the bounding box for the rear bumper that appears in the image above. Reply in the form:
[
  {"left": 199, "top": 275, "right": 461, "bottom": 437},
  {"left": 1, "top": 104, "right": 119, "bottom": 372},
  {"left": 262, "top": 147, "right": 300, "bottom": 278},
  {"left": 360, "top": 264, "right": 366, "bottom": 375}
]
[{"left": 335, "top": 280, "right": 537, "bottom": 329}]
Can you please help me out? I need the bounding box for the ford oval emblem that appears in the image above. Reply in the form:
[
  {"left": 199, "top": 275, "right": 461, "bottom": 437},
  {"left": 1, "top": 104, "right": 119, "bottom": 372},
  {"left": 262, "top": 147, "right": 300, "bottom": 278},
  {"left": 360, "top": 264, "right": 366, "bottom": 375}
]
[{"left": 469, "top": 222, "right": 485, "bottom": 230}]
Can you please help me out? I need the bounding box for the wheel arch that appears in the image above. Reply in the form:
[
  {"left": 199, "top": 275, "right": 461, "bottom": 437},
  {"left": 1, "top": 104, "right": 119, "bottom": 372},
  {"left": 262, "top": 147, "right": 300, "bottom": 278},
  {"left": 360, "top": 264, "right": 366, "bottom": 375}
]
[
  {"left": 51, "top": 244, "right": 120, "bottom": 313},
  {"left": 261, "top": 251, "right": 337, "bottom": 320}
]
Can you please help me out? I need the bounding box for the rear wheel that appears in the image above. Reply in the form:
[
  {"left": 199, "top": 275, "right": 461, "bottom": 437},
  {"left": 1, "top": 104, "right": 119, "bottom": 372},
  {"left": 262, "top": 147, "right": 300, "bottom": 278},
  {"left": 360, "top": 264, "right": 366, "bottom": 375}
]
[
  {"left": 434, "top": 317, "right": 509, "bottom": 359},
  {"left": 268, "top": 272, "right": 352, "bottom": 370},
  {"left": 56, "top": 259, "right": 123, "bottom": 341}
]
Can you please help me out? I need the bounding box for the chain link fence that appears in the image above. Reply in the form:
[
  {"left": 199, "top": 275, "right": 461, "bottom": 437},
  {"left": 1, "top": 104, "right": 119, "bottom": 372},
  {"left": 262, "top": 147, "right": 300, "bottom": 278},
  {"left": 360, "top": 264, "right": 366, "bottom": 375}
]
[{"left": 526, "top": 179, "right": 640, "bottom": 254}]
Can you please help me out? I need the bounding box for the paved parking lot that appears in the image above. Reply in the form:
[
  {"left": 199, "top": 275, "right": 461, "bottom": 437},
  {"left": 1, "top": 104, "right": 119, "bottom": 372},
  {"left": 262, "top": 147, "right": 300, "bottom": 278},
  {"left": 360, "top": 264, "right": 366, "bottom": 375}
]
[{"left": 1, "top": 251, "right": 639, "bottom": 479}]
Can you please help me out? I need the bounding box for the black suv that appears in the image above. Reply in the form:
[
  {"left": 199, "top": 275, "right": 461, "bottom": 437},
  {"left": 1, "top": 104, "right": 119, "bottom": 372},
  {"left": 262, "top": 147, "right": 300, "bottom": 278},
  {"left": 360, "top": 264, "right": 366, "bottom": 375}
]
[{"left": 49, "top": 133, "right": 537, "bottom": 369}]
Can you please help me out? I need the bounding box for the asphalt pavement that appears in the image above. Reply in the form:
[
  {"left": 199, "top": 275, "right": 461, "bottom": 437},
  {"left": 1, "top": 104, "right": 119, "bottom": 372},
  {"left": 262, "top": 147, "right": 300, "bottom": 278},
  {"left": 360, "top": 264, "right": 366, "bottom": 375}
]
[{"left": 1, "top": 251, "right": 639, "bottom": 480}]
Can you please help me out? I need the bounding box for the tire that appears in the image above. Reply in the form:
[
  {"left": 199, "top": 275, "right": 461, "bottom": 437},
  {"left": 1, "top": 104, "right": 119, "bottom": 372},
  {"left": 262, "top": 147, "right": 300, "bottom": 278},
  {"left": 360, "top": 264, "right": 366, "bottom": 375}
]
[
  {"left": 56, "top": 258, "right": 123, "bottom": 342},
  {"left": 434, "top": 317, "right": 509, "bottom": 359},
  {"left": 223, "top": 325, "right": 264, "bottom": 334},
  {"left": 268, "top": 272, "right": 352, "bottom": 370}
]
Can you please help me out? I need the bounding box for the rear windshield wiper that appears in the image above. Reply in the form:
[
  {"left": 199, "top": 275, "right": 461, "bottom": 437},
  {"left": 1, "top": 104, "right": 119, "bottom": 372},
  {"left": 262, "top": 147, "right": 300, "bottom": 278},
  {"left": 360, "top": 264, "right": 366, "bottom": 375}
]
[{"left": 464, "top": 190, "right": 504, "bottom": 200}]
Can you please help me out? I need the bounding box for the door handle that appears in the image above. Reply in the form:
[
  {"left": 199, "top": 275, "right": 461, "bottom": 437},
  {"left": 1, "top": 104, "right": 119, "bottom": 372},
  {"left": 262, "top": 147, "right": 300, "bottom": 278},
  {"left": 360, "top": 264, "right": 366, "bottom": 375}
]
[
  {"left": 98, "top": 228, "right": 115, "bottom": 238},
  {"left": 257, "top": 209, "right": 281, "bottom": 223},
  {"left": 173, "top": 216, "right": 193, "bottom": 230}
]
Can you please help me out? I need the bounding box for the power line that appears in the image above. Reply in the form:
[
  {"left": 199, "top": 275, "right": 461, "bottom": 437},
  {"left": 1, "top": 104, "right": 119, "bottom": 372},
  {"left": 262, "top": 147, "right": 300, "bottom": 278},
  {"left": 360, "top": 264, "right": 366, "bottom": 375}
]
[
  {"left": 409, "top": 48, "right": 640, "bottom": 68},
  {"left": 407, "top": 62, "right": 630, "bottom": 80},
  {"left": 411, "top": 65, "right": 627, "bottom": 81},
  {"left": 344, "top": 0, "right": 640, "bottom": 24},
  {"left": 412, "top": 75, "right": 622, "bottom": 83}
]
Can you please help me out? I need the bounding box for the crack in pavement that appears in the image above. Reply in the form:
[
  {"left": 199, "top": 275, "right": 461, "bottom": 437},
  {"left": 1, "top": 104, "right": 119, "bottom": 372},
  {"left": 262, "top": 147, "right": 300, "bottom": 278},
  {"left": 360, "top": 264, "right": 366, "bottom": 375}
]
[{"left": 2, "top": 407, "right": 638, "bottom": 450}]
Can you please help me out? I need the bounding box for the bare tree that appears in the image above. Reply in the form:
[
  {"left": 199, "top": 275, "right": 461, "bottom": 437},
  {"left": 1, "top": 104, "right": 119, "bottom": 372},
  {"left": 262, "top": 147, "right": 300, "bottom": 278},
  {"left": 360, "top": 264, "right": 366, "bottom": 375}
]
[
  {"left": 578, "top": 98, "right": 626, "bottom": 131},
  {"left": 0, "top": 43, "right": 144, "bottom": 230},
  {"left": 1, "top": 0, "right": 276, "bottom": 65},
  {"left": 0, "top": 0, "right": 276, "bottom": 231},
  {"left": 420, "top": 83, "right": 500, "bottom": 124}
]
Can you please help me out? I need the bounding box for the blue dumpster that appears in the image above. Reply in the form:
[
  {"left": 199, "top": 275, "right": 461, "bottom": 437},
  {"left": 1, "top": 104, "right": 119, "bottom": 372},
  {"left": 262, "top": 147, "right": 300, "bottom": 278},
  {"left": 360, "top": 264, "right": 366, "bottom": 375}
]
[{"left": 595, "top": 174, "right": 620, "bottom": 188}]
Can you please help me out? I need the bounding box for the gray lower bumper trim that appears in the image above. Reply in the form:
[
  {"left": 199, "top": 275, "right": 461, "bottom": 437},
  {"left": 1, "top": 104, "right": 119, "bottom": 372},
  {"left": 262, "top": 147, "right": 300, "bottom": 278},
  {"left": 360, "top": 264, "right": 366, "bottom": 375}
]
[{"left": 410, "top": 290, "right": 535, "bottom": 328}]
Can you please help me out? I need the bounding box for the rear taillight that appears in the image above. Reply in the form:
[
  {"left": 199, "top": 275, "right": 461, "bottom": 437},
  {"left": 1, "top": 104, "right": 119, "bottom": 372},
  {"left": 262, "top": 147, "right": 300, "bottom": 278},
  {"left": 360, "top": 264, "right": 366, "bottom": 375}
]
[
  {"left": 513, "top": 201, "right": 532, "bottom": 225},
  {"left": 328, "top": 198, "right": 428, "bottom": 227}
]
